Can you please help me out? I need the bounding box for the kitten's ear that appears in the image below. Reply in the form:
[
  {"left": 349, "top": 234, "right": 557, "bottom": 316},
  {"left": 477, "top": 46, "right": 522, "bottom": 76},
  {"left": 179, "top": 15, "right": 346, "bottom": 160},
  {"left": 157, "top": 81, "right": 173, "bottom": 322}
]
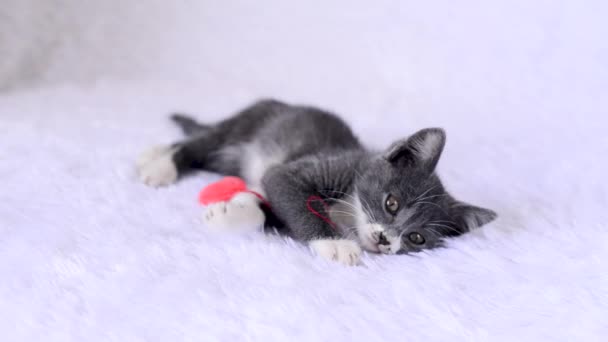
[
  {"left": 384, "top": 128, "right": 446, "bottom": 172},
  {"left": 450, "top": 201, "right": 497, "bottom": 232}
]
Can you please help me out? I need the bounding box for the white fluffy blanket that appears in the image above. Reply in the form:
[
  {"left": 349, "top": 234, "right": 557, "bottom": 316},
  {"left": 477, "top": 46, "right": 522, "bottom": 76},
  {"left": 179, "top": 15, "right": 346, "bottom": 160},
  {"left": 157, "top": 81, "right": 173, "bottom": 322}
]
[{"left": 1, "top": 1, "right": 606, "bottom": 341}]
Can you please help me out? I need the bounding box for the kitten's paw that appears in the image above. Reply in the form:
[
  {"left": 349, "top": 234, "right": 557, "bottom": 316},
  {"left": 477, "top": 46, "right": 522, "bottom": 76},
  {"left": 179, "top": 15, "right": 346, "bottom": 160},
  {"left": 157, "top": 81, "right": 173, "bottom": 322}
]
[
  {"left": 136, "top": 145, "right": 170, "bottom": 170},
  {"left": 136, "top": 145, "right": 178, "bottom": 187},
  {"left": 309, "top": 239, "right": 362, "bottom": 266},
  {"left": 203, "top": 193, "right": 265, "bottom": 233}
]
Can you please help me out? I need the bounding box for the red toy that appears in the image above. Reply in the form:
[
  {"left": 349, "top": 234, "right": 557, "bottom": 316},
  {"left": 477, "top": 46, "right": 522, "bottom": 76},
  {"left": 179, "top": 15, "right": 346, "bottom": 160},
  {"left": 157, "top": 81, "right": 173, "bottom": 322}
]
[
  {"left": 198, "top": 176, "right": 267, "bottom": 206},
  {"left": 198, "top": 176, "right": 336, "bottom": 229}
]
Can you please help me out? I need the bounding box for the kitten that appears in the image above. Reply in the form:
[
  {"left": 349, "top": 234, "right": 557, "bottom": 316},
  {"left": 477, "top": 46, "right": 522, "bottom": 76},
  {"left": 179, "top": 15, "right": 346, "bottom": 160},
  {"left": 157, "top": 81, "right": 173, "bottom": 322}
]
[{"left": 137, "top": 99, "right": 496, "bottom": 265}]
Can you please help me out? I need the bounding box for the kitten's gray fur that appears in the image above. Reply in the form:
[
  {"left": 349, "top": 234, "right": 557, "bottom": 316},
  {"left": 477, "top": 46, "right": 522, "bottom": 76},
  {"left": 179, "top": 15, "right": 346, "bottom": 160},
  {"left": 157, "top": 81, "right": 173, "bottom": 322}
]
[{"left": 147, "top": 99, "right": 496, "bottom": 255}]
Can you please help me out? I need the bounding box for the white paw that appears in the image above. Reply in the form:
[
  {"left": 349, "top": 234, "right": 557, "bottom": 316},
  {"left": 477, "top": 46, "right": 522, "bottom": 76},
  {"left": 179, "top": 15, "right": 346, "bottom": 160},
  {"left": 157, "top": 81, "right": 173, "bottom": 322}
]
[
  {"left": 136, "top": 145, "right": 169, "bottom": 169},
  {"left": 203, "top": 192, "right": 265, "bottom": 233},
  {"left": 309, "top": 239, "right": 362, "bottom": 266},
  {"left": 136, "top": 145, "right": 178, "bottom": 187}
]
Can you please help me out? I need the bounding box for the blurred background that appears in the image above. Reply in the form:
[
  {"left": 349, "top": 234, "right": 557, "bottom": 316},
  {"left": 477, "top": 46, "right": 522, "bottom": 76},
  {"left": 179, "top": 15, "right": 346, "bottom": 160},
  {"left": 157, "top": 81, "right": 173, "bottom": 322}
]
[
  {"left": 1, "top": 0, "right": 606, "bottom": 206},
  {"left": 2, "top": 1, "right": 605, "bottom": 111},
  {"left": 2, "top": 0, "right": 606, "bottom": 207}
]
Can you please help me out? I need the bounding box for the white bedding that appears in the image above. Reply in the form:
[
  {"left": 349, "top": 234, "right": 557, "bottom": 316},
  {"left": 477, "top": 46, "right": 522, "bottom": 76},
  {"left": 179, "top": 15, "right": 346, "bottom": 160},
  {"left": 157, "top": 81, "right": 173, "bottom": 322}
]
[{"left": 1, "top": 1, "right": 606, "bottom": 341}]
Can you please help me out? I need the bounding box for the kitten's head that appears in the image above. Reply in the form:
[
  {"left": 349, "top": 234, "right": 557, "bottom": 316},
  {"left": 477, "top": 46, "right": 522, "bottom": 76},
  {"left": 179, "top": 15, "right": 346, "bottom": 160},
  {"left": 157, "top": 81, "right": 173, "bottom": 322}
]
[{"left": 353, "top": 128, "right": 496, "bottom": 254}]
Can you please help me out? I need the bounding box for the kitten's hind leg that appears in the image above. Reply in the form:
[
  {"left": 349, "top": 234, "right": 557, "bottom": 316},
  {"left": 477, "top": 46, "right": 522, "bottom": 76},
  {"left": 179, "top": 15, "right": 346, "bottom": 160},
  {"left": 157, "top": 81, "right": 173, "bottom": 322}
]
[
  {"left": 136, "top": 132, "right": 226, "bottom": 187},
  {"left": 137, "top": 99, "right": 285, "bottom": 187},
  {"left": 136, "top": 145, "right": 180, "bottom": 187},
  {"left": 137, "top": 114, "right": 227, "bottom": 187}
]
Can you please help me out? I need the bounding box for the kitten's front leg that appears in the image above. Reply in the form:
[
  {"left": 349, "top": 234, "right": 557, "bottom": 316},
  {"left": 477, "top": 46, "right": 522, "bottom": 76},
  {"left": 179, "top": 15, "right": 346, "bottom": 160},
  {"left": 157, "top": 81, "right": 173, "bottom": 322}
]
[
  {"left": 308, "top": 239, "right": 362, "bottom": 266},
  {"left": 262, "top": 162, "right": 362, "bottom": 266}
]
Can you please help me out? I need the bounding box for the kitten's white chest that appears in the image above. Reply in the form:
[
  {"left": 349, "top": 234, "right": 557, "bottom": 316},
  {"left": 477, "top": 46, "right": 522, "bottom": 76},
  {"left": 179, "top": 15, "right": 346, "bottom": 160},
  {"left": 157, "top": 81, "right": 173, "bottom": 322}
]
[{"left": 221, "top": 142, "right": 287, "bottom": 194}]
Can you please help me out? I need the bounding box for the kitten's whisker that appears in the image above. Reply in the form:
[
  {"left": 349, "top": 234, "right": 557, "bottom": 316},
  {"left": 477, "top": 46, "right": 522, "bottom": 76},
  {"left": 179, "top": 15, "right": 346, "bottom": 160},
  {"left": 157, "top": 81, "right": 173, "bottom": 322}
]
[
  {"left": 351, "top": 171, "right": 378, "bottom": 222},
  {"left": 426, "top": 223, "right": 461, "bottom": 234},
  {"left": 321, "top": 189, "right": 362, "bottom": 206},
  {"left": 429, "top": 219, "right": 458, "bottom": 226},
  {"left": 328, "top": 210, "right": 358, "bottom": 219},
  {"left": 332, "top": 222, "right": 359, "bottom": 239},
  {"left": 326, "top": 195, "right": 369, "bottom": 217},
  {"left": 329, "top": 210, "right": 356, "bottom": 215},
  {"left": 412, "top": 185, "right": 439, "bottom": 203},
  {"left": 328, "top": 198, "right": 360, "bottom": 211},
  {"left": 413, "top": 201, "right": 448, "bottom": 214},
  {"left": 315, "top": 189, "right": 377, "bottom": 224},
  {"left": 414, "top": 194, "right": 448, "bottom": 203},
  {"left": 353, "top": 169, "right": 364, "bottom": 182},
  {"left": 425, "top": 227, "right": 443, "bottom": 239},
  {"left": 360, "top": 196, "right": 378, "bottom": 223},
  {"left": 344, "top": 229, "right": 359, "bottom": 240},
  {"left": 330, "top": 197, "right": 377, "bottom": 224}
]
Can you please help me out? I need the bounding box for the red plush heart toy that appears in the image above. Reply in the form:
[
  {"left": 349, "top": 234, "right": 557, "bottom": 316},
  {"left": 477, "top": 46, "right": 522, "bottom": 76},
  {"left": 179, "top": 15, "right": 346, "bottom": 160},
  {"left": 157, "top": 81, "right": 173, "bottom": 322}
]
[{"left": 198, "top": 176, "right": 267, "bottom": 206}]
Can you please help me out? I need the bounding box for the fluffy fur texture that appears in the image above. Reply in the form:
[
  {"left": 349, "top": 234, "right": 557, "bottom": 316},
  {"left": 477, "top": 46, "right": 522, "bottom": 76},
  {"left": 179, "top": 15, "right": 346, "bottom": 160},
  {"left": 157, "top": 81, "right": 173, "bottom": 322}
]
[
  {"left": 1, "top": 0, "right": 607, "bottom": 340},
  {"left": 1, "top": 84, "right": 606, "bottom": 341}
]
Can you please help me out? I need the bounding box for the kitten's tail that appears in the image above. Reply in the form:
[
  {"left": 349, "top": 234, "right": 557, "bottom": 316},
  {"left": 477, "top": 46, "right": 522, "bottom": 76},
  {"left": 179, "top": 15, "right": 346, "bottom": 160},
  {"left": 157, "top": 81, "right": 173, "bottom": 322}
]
[{"left": 170, "top": 113, "right": 211, "bottom": 136}]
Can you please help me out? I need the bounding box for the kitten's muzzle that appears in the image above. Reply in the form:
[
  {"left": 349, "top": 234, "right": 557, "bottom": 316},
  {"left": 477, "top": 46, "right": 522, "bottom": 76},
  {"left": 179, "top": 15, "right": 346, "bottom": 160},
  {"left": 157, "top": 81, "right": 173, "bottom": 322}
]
[{"left": 376, "top": 232, "right": 390, "bottom": 246}]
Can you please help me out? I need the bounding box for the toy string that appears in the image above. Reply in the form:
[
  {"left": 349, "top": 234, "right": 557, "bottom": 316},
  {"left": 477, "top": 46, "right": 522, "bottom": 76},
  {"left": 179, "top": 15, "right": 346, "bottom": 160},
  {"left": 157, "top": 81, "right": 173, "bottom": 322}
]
[
  {"left": 247, "top": 191, "right": 272, "bottom": 209},
  {"left": 244, "top": 191, "right": 337, "bottom": 230},
  {"left": 306, "top": 195, "right": 337, "bottom": 230}
]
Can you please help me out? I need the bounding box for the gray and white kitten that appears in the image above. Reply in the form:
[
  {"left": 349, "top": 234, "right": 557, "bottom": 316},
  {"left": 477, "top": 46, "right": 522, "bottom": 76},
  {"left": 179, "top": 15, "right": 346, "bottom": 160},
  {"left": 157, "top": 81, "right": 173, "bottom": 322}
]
[{"left": 137, "top": 99, "right": 496, "bottom": 265}]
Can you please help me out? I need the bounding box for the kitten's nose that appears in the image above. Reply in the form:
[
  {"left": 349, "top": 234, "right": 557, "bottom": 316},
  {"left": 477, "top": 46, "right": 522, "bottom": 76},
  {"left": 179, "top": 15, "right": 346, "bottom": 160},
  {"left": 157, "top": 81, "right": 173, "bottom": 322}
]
[{"left": 377, "top": 232, "right": 390, "bottom": 246}]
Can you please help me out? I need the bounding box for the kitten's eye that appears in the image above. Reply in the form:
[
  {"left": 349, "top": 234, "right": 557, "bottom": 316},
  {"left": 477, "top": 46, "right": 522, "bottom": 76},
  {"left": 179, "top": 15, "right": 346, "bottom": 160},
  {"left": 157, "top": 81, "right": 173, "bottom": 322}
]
[
  {"left": 385, "top": 195, "right": 400, "bottom": 214},
  {"left": 407, "top": 232, "right": 426, "bottom": 245}
]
